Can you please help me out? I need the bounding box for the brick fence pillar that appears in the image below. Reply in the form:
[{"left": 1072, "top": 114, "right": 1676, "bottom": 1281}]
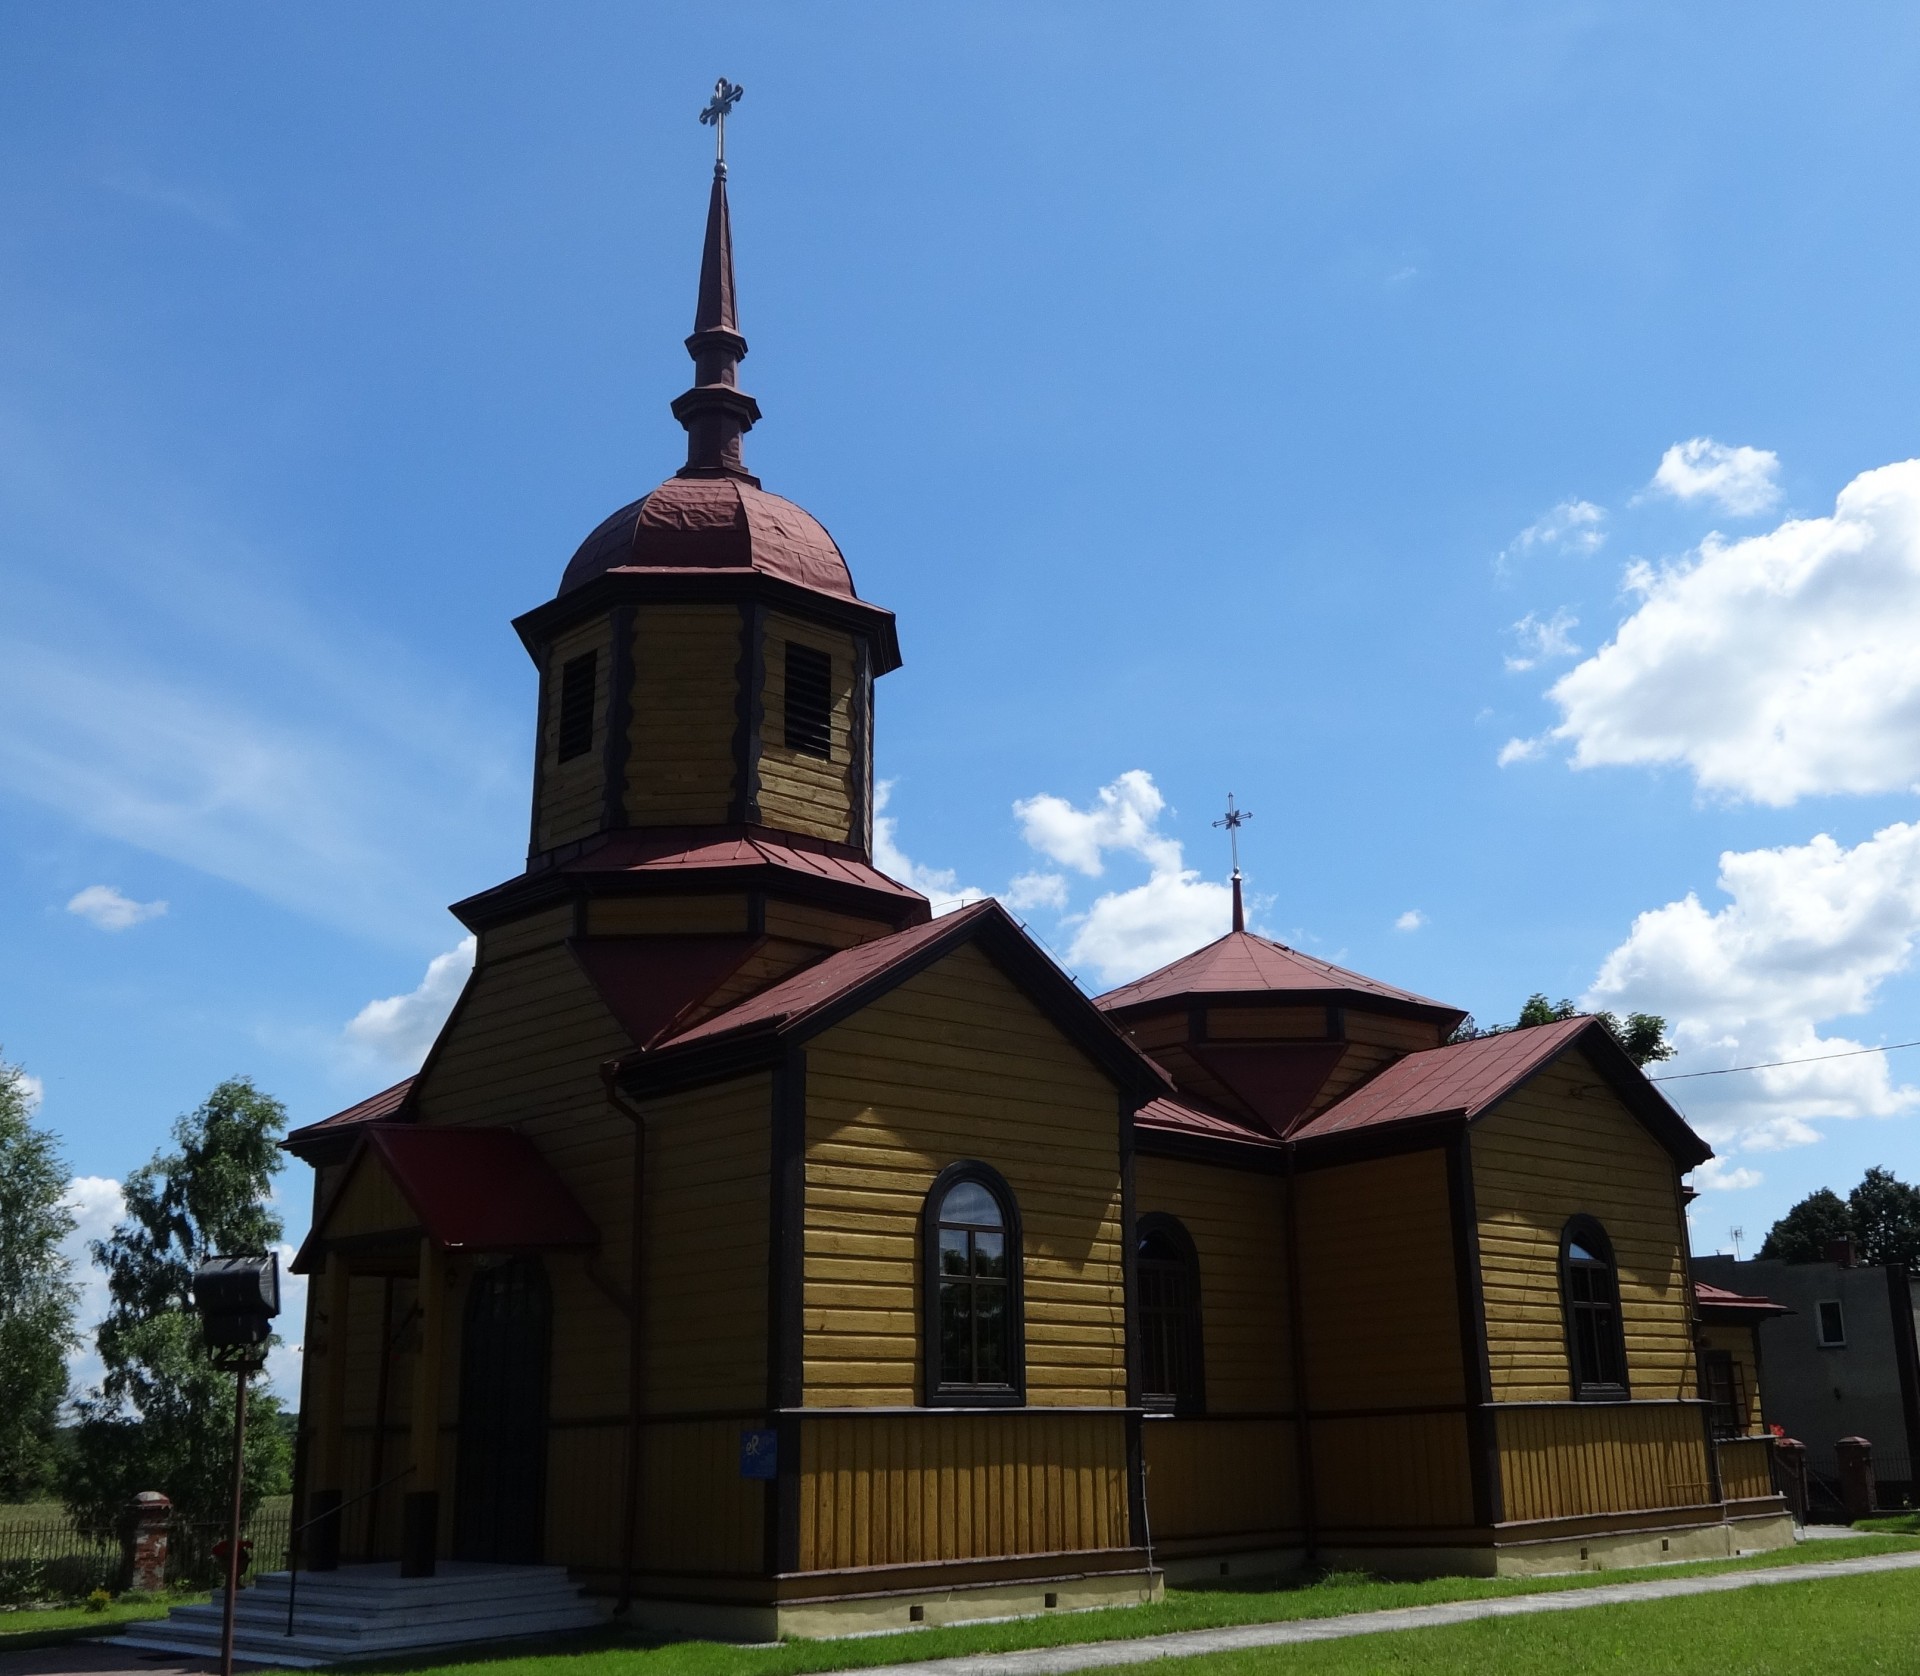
[
  {"left": 128, "top": 1492, "right": 172, "bottom": 1592},
  {"left": 1837, "top": 1436, "right": 1877, "bottom": 1523}
]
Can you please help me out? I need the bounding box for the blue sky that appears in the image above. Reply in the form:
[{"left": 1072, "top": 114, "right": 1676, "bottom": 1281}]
[{"left": 7, "top": 4, "right": 1920, "bottom": 1395}]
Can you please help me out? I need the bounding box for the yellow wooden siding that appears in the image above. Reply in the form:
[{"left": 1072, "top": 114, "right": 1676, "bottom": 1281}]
[
  {"left": 1497, "top": 1403, "right": 1714, "bottom": 1522},
  {"left": 1314, "top": 1412, "right": 1475, "bottom": 1531},
  {"left": 1472, "top": 1056, "right": 1694, "bottom": 1403},
  {"left": 804, "top": 942, "right": 1126, "bottom": 1407},
  {"left": 585, "top": 896, "right": 750, "bottom": 936},
  {"left": 536, "top": 616, "right": 613, "bottom": 852},
  {"left": 798, "top": 1413, "right": 1128, "bottom": 1569},
  {"left": 757, "top": 613, "right": 855, "bottom": 844},
  {"left": 1717, "top": 1434, "right": 1776, "bottom": 1503},
  {"left": 1304, "top": 1042, "right": 1408, "bottom": 1116},
  {"left": 411, "top": 942, "right": 636, "bottom": 1421},
  {"left": 1296, "top": 1147, "right": 1465, "bottom": 1411},
  {"left": 1142, "top": 1418, "right": 1298, "bottom": 1542},
  {"left": 1701, "top": 1324, "right": 1765, "bottom": 1435},
  {"left": 637, "top": 1073, "right": 771, "bottom": 1411},
  {"left": 1134, "top": 1156, "right": 1290, "bottom": 1411},
  {"left": 626, "top": 604, "right": 740, "bottom": 825},
  {"left": 1344, "top": 1011, "right": 1447, "bottom": 1053},
  {"left": 764, "top": 898, "right": 898, "bottom": 949},
  {"left": 480, "top": 906, "right": 574, "bottom": 964},
  {"left": 318, "top": 1155, "right": 419, "bottom": 1242}
]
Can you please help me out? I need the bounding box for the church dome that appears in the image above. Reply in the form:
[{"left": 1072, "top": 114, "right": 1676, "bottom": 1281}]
[{"left": 558, "top": 474, "right": 857, "bottom": 601}]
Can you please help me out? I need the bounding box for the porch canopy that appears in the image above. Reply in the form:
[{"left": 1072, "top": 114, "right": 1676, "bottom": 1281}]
[{"left": 292, "top": 1122, "right": 598, "bottom": 1272}]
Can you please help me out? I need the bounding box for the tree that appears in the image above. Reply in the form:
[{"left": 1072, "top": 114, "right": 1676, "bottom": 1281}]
[
  {"left": 1449, "top": 993, "right": 1677, "bottom": 1068},
  {"left": 0, "top": 1052, "right": 77, "bottom": 1500},
  {"left": 1757, "top": 1187, "right": 1853, "bottom": 1262},
  {"left": 62, "top": 1079, "right": 291, "bottom": 1547},
  {"left": 1848, "top": 1167, "right": 1920, "bottom": 1268}
]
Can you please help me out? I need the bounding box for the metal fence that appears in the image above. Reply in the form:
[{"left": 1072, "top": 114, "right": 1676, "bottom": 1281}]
[{"left": 0, "top": 1511, "right": 292, "bottom": 1604}]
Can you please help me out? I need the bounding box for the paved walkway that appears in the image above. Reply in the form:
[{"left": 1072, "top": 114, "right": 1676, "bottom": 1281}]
[
  {"left": 6, "top": 1548, "right": 1918, "bottom": 1676},
  {"left": 848, "top": 1549, "right": 1920, "bottom": 1676}
]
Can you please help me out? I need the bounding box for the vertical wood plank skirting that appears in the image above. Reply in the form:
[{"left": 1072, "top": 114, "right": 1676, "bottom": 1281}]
[
  {"left": 769, "top": 1051, "right": 807, "bottom": 1573},
  {"left": 526, "top": 652, "right": 552, "bottom": 862},
  {"left": 1494, "top": 1402, "right": 1714, "bottom": 1523},
  {"left": 1141, "top": 1419, "right": 1300, "bottom": 1542},
  {"left": 848, "top": 636, "right": 872, "bottom": 854},
  {"left": 1716, "top": 1435, "right": 1776, "bottom": 1502},
  {"left": 1446, "top": 1132, "right": 1503, "bottom": 1526},
  {"left": 600, "top": 605, "right": 635, "bottom": 832},
  {"left": 733, "top": 601, "right": 766, "bottom": 825}
]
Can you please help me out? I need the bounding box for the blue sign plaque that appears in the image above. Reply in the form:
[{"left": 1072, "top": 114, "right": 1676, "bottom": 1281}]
[{"left": 739, "top": 1428, "right": 778, "bottom": 1480}]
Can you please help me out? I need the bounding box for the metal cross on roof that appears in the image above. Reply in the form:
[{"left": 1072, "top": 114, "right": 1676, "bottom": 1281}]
[
  {"left": 700, "top": 78, "right": 745, "bottom": 168},
  {"left": 1212, "top": 793, "right": 1252, "bottom": 878}
]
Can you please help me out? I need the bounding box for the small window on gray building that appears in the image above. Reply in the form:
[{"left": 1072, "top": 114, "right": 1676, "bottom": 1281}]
[{"left": 1817, "top": 1299, "right": 1847, "bottom": 1347}]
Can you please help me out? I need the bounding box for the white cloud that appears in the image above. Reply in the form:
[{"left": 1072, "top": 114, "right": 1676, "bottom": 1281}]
[
  {"left": 1539, "top": 458, "right": 1920, "bottom": 805},
  {"left": 1499, "top": 499, "right": 1606, "bottom": 569},
  {"left": 1394, "top": 909, "right": 1426, "bottom": 932},
  {"left": 1690, "top": 1159, "right": 1764, "bottom": 1194},
  {"left": 66, "top": 884, "right": 168, "bottom": 931},
  {"left": 1004, "top": 871, "right": 1069, "bottom": 913},
  {"left": 60, "top": 1175, "right": 126, "bottom": 1404},
  {"left": 1585, "top": 821, "right": 1920, "bottom": 1156},
  {"left": 264, "top": 1240, "right": 307, "bottom": 1402},
  {"left": 1650, "top": 437, "right": 1782, "bottom": 517},
  {"left": 872, "top": 781, "right": 988, "bottom": 915},
  {"left": 1497, "top": 735, "right": 1546, "bottom": 767},
  {"left": 344, "top": 936, "right": 476, "bottom": 1069},
  {"left": 18, "top": 1071, "right": 44, "bottom": 1111},
  {"left": 1010, "top": 772, "right": 1230, "bottom": 988},
  {"left": 1504, "top": 608, "right": 1581, "bottom": 673}
]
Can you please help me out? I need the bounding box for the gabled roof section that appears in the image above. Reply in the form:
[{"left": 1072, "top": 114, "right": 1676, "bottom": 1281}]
[
  {"left": 1290, "top": 1016, "right": 1711, "bottom": 1168},
  {"left": 292, "top": 1122, "right": 598, "bottom": 1272},
  {"left": 1096, "top": 930, "right": 1465, "bottom": 1026},
  {"left": 284, "top": 1076, "right": 416, "bottom": 1153},
  {"left": 619, "top": 898, "right": 1170, "bottom": 1101}
]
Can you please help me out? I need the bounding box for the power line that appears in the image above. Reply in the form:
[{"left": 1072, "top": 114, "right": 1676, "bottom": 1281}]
[{"left": 1649, "top": 1038, "right": 1920, "bottom": 1083}]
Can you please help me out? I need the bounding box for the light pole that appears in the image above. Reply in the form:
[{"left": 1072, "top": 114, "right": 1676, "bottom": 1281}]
[{"left": 192, "top": 1254, "right": 281, "bottom": 1676}]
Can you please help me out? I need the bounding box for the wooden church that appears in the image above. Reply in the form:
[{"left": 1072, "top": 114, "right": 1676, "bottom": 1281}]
[{"left": 284, "top": 132, "right": 1793, "bottom": 1639}]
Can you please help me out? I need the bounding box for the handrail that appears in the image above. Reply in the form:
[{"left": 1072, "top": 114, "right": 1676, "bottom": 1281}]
[{"left": 283, "top": 1467, "right": 415, "bottom": 1636}]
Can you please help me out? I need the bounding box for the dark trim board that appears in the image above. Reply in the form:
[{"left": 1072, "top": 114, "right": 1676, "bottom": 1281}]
[
  {"left": 732, "top": 600, "right": 766, "bottom": 826},
  {"left": 601, "top": 604, "right": 635, "bottom": 831},
  {"left": 1445, "top": 1132, "right": 1503, "bottom": 1526}
]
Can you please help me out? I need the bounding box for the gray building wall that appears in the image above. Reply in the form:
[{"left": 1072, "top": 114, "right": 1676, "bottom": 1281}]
[{"left": 1694, "top": 1255, "right": 1920, "bottom": 1486}]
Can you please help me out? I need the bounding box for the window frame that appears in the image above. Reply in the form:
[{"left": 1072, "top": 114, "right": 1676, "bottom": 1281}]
[
  {"left": 555, "top": 650, "right": 599, "bottom": 764},
  {"left": 1135, "top": 1212, "right": 1206, "bottom": 1417},
  {"left": 1558, "top": 1216, "right": 1631, "bottom": 1402},
  {"left": 920, "top": 1160, "right": 1025, "bottom": 1408},
  {"left": 1816, "top": 1299, "right": 1847, "bottom": 1348},
  {"left": 1699, "top": 1347, "right": 1749, "bottom": 1439}
]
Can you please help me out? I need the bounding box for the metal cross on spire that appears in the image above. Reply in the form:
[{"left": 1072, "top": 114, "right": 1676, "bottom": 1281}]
[
  {"left": 700, "top": 78, "right": 745, "bottom": 170},
  {"left": 1213, "top": 794, "right": 1253, "bottom": 934}
]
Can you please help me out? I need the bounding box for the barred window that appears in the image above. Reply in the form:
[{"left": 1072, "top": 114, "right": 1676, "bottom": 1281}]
[
  {"left": 1137, "top": 1214, "right": 1204, "bottom": 1414},
  {"left": 784, "top": 641, "right": 833, "bottom": 759},
  {"left": 1561, "top": 1217, "right": 1629, "bottom": 1399},
  {"left": 556, "top": 651, "right": 598, "bottom": 762}
]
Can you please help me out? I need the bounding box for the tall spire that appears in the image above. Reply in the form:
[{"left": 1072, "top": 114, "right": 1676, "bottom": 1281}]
[
  {"left": 1213, "top": 794, "right": 1253, "bottom": 935},
  {"left": 672, "top": 79, "right": 760, "bottom": 482}
]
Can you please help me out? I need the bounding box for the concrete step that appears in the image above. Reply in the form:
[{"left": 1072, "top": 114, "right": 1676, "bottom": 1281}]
[{"left": 112, "top": 1562, "right": 606, "bottom": 1667}]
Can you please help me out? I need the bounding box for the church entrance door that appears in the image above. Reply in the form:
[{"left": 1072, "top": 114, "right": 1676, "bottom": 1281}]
[{"left": 453, "top": 1258, "right": 551, "bottom": 1563}]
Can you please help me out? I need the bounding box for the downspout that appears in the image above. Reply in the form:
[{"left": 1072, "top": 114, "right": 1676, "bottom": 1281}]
[
  {"left": 603, "top": 1060, "right": 649, "bottom": 1618},
  {"left": 1282, "top": 1141, "right": 1319, "bottom": 1567}
]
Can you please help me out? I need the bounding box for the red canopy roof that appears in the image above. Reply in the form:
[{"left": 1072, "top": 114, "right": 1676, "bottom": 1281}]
[
  {"left": 1695, "top": 1280, "right": 1789, "bottom": 1319},
  {"left": 284, "top": 1076, "right": 415, "bottom": 1149},
  {"left": 1097, "top": 930, "right": 1464, "bottom": 1023}
]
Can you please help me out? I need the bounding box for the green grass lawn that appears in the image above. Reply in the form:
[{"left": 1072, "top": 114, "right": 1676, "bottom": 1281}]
[
  {"left": 1143, "top": 1565, "right": 1920, "bottom": 1674},
  {"left": 0, "top": 1592, "right": 208, "bottom": 1651},
  {"left": 296, "top": 1534, "right": 1920, "bottom": 1676}
]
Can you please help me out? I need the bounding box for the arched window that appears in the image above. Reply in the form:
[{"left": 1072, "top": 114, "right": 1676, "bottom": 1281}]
[
  {"left": 1136, "top": 1213, "right": 1205, "bottom": 1414},
  {"left": 922, "top": 1163, "right": 1023, "bottom": 1405},
  {"left": 1561, "top": 1218, "right": 1629, "bottom": 1399}
]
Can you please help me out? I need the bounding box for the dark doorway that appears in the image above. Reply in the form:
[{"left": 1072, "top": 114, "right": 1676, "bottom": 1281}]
[{"left": 453, "top": 1258, "right": 551, "bottom": 1563}]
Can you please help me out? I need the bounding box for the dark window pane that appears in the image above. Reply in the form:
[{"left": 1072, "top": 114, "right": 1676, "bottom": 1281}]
[
  {"left": 974, "top": 1285, "right": 1007, "bottom": 1383},
  {"left": 939, "top": 1282, "right": 972, "bottom": 1384},
  {"left": 973, "top": 1231, "right": 1005, "bottom": 1276},
  {"left": 557, "top": 651, "right": 598, "bottom": 762},
  {"left": 938, "top": 1228, "right": 970, "bottom": 1276},
  {"left": 784, "top": 641, "right": 833, "bottom": 759},
  {"left": 940, "top": 1180, "right": 1002, "bottom": 1227}
]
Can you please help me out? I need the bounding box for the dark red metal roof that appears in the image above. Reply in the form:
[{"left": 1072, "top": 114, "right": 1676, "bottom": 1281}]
[
  {"left": 340, "top": 1123, "right": 596, "bottom": 1256},
  {"left": 1136, "top": 1094, "right": 1283, "bottom": 1151},
  {"left": 1291, "top": 1017, "right": 1592, "bottom": 1139},
  {"left": 284, "top": 1076, "right": 415, "bottom": 1147},
  {"left": 569, "top": 934, "right": 766, "bottom": 1049},
  {"left": 559, "top": 476, "right": 858, "bottom": 602},
  {"left": 1096, "top": 930, "right": 1464, "bottom": 1022},
  {"left": 558, "top": 826, "right": 924, "bottom": 898},
  {"left": 1695, "top": 1280, "right": 1789, "bottom": 1319}
]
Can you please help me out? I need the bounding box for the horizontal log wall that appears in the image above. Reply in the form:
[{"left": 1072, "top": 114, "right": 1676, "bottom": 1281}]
[
  {"left": 757, "top": 612, "right": 857, "bottom": 845},
  {"left": 626, "top": 603, "right": 739, "bottom": 826},
  {"left": 1496, "top": 1402, "right": 1714, "bottom": 1522},
  {"left": 537, "top": 614, "right": 613, "bottom": 852},
  {"left": 798, "top": 1412, "right": 1129, "bottom": 1570},
  {"left": 1472, "top": 1056, "right": 1695, "bottom": 1404}
]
